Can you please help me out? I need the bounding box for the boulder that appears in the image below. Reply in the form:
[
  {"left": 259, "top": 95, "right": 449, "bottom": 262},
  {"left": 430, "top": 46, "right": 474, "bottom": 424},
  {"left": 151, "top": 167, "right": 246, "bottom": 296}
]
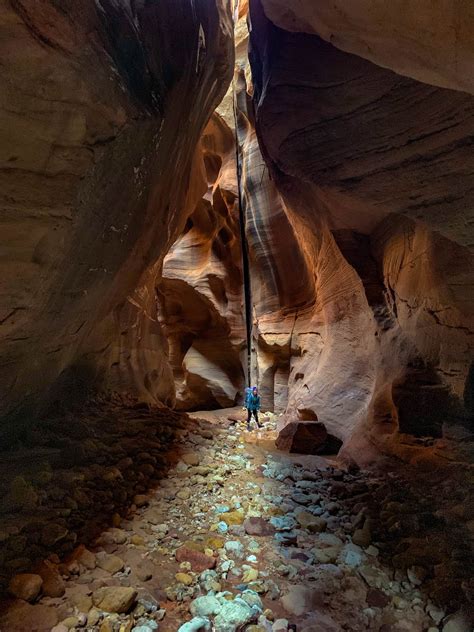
[
  {"left": 92, "top": 587, "right": 137, "bottom": 613},
  {"left": 35, "top": 561, "right": 65, "bottom": 598},
  {"left": 275, "top": 421, "right": 327, "bottom": 454},
  {"left": 96, "top": 552, "right": 125, "bottom": 574},
  {"left": 8, "top": 573, "right": 43, "bottom": 602},
  {"left": 220, "top": 510, "right": 245, "bottom": 526}
]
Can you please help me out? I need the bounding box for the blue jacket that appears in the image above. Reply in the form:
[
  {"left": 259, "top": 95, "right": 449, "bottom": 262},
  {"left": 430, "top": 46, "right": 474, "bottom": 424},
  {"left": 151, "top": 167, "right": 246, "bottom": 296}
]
[{"left": 247, "top": 393, "right": 261, "bottom": 411}]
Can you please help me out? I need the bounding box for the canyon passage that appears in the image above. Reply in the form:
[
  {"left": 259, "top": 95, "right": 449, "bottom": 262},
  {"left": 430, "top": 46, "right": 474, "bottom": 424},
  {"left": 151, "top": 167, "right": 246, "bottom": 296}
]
[{"left": 0, "top": 1, "right": 473, "bottom": 631}]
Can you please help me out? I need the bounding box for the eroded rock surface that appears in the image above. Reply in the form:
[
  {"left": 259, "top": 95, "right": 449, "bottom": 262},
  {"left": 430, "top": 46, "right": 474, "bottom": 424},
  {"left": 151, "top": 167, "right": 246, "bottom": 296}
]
[
  {"left": 241, "top": 0, "right": 474, "bottom": 460},
  {"left": 260, "top": 0, "right": 474, "bottom": 95},
  {"left": 157, "top": 114, "right": 246, "bottom": 410},
  {"left": 0, "top": 0, "right": 233, "bottom": 435}
]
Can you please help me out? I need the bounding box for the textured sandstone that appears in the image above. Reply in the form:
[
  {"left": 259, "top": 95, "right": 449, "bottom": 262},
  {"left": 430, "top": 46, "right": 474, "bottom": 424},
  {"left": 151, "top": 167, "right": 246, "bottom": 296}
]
[
  {"left": 0, "top": 0, "right": 234, "bottom": 434},
  {"left": 260, "top": 0, "right": 474, "bottom": 95},
  {"left": 243, "top": 0, "right": 474, "bottom": 459},
  {"left": 0, "top": 0, "right": 473, "bottom": 470},
  {"left": 157, "top": 114, "right": 246, "bottom": 410}
]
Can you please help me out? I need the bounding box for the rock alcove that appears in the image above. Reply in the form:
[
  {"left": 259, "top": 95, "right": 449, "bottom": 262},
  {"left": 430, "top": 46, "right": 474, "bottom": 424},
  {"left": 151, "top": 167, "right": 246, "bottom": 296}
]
[{"left": 0, "top": 1, "right": 473, "bottom": 631}]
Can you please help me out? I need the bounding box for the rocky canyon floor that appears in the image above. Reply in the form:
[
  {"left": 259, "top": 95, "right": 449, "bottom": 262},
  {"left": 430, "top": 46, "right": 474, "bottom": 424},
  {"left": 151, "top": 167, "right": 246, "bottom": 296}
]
[{"left": 0, "top": 403, "right": 472, "bottom": 632}]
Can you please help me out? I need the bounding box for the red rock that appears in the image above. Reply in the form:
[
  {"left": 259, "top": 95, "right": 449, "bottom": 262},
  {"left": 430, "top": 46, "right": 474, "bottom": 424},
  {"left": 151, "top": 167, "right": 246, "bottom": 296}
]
[
  {"left": 243, "top": 517, "right": 276, "bottom": 536},
  {"left": 366, "top": 588, "right": 391, "bottom": 608},
  {"left": 275, "top": 420, "right": 328, "bottom": 454},
  {"left": 34, "top": 561, "right": 65, "bottom": 598},
  {"left": 175, "top": 546, "right": 216, "bottom": 572}
]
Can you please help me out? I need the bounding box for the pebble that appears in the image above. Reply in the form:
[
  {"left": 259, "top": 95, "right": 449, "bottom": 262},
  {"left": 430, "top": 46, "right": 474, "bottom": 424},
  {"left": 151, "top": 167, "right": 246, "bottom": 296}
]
[
  {"left": 131, "top": 624, "right": 159, "bottom": 632},
  {"left": 225, "top": 541, "right": 245, "bottom": 559},
  {"left": 190, "top": 595, "right": 222, "bottom": 617},
  {"left": 242, "top": 567, "right": 259, "bottom": 582},
  {"left": 59, "top": 616, "right": 79, "bottom": 629},
  {"left": 87, "top": 609, "right": 101, "bottom": 626},
  {"left": 178, "top": 617, "right": 211, "bottom": 632},
  {"left": 176, "top": 572, "right": 194, "bottom": 585}
]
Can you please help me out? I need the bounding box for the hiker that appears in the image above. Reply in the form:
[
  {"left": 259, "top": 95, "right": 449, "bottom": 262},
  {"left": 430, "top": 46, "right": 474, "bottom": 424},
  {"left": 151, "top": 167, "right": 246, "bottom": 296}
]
[
  {"left": 246, "top": 385, "right": 262, "bottom": 430},
  {"left": 244, "top": 385, "right": 252, "bottom": 409}
]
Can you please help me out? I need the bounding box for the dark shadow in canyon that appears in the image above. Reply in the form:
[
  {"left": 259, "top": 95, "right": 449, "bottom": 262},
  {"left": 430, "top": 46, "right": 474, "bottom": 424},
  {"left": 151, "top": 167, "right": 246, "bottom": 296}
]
[{"left": 0, "top": 397, "right": 214, "bottom": 596}]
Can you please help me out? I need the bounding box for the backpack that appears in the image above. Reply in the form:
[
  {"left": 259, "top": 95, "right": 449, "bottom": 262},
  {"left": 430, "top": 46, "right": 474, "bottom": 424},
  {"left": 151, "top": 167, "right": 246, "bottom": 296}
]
[{"left": 244, "top": 387, "right": 252, "bottom": 407}]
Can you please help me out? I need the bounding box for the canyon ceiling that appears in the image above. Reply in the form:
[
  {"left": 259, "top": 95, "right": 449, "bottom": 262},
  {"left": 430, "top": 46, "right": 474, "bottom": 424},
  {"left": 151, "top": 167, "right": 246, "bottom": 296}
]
[{"left": 0, "top": 0, "right": 473, "bottom": 462}]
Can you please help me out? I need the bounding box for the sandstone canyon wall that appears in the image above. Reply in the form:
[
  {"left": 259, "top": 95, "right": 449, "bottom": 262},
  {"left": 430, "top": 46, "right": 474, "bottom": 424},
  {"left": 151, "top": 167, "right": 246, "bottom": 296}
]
[
  {"left": 241, "top": 0, "right": 474, "bottom": 460},
  {"left": 156, "top": 113, "right": 246, "bottom": 410},
  {"left": 0, "top": 0, "right": 234, "bottom": 437}
]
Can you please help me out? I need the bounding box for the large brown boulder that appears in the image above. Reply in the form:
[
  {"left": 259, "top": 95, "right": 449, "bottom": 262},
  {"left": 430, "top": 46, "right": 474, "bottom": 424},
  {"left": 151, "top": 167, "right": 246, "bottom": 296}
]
[
  {"left": 8, "top": 573, "right": 43, "bottom": 602},
  {"left": 276, "top": 420, "right": 328, "bottom": 454},
  {"left": 92, "top": 587, "right": 137, "bottom": 614}
]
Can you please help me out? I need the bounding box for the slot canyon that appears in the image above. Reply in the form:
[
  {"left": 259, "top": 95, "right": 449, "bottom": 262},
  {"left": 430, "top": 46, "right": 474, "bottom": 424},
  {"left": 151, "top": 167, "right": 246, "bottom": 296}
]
[{"left": 0, "top": 0, "right": 473, "bottom": 630}]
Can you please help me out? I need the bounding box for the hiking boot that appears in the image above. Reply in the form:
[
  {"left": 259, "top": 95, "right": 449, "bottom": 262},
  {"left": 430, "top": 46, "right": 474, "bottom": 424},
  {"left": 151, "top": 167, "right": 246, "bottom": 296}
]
[{"left": 247, "top": 424, "right": 251, "bottom": 431}]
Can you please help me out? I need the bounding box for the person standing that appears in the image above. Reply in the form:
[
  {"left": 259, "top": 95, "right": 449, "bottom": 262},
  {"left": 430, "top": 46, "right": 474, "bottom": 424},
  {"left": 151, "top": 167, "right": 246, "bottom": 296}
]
[
  {"left": 247, "top": 386, "right": 262, "bottom": 430},
  {"left": 244, "top": 385, "right": 252, "bottom": 409}
]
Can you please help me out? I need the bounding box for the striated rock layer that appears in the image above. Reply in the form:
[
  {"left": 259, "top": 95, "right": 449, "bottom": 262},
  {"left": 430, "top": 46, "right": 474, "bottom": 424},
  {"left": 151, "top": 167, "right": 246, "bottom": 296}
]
[
  {"left": 0, "top": 0, "right": 234, "bottom": 434},
  {"left": 244, "top": 0, "right": 474, "bottom": 461}
]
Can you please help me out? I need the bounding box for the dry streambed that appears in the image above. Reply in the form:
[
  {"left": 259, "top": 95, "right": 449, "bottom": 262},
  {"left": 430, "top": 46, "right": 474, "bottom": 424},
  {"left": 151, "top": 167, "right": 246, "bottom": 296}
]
[{"left": 0, "top": 406, "right": 472, "bottom": 631}]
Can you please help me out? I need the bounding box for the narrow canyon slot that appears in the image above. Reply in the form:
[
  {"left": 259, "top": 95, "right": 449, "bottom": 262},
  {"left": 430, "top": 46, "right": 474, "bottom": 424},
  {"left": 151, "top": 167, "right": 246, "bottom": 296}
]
[{"left": 0, "top": 1, "right": 472, "bottom": 631}]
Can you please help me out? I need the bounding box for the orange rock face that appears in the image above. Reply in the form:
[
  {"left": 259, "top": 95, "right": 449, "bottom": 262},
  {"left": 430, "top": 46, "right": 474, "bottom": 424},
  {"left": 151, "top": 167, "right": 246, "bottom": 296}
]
[{"left": 244, "top": 0, "right": 474, "bottom": 461}]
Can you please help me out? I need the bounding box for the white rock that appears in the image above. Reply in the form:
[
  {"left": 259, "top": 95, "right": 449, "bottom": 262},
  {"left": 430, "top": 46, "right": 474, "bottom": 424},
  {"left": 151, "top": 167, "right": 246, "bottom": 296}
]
[
  {"left": 178, "top": 618, "right": 211, "bottom": 632},
  {"left": 272, "top": 619, "right": 289, "bottom": 632}
]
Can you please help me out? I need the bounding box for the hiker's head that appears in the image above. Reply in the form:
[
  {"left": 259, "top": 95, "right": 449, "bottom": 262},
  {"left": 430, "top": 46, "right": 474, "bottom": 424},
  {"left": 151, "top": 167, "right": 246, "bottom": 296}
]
[{"left": 252, "top": 386, "right": 258, "bottom": 394}]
